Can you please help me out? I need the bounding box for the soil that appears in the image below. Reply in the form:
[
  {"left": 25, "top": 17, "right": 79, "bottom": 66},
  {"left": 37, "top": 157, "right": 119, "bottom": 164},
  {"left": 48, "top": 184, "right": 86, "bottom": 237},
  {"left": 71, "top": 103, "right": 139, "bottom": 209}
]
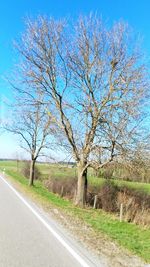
[{"left": 48, "top": 207, "right": 148, "bottom": 267}]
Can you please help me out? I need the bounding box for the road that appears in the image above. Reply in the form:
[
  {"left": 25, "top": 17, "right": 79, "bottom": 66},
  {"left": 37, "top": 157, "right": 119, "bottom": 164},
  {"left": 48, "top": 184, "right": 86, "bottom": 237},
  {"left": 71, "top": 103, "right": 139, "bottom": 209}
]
[{"left": 0, "top": 175, "right": 105, "bottom": 267}]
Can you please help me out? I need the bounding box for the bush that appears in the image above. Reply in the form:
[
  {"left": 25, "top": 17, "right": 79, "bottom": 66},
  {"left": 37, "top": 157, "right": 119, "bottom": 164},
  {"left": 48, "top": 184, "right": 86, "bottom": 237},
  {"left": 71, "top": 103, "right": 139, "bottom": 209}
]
[
  {"left": 97, "top": 165, "right": 114, "bottom": 179},
  {"left": 45, "top": 176, "right": 77, "bottom": 199},
  {"left": 87, "top": 180, "right": 119, "bottom": 211},
  {"left": 87, "top": 183, "right": 102, "bottom": 208},
  {"left": 117, "top": 187, "right": 150, "bottom": 226},
  {"left": 44, "top": 174, "right": 150, "bottom": 226},
  {"left": 99, "top": 180, "right": 119, "bottom": 212},
  {"left": 103, "top": 167, "right": 114, "bottom": 179},
  {"left": 21, "top": 161, "right": 41, "bottom": 180}
]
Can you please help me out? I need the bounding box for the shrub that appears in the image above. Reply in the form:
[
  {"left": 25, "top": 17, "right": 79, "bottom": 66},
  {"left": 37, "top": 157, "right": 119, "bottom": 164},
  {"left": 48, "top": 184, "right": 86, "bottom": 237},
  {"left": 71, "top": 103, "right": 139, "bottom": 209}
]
[
  {"left": 97, "top": 165, "right": 114, "bottom": 179},
  {"left": 103, "top": 167, "right": 114, "bottom": 179},
  {"left": 21, "top": 161, "right": 41, "bottom": 180},
  {"left": 87, "top": 180, "right": 119, "bottom": 211},
  {"left": 117, "top": 187, "right": 150, "bottom": 226},
  {"left": 87, "top": 183, "right": 102, "bottom": 208},
  {"left": 45, "top": 176, "right": 77, "bottom": 199},
  {"left": 99, "top": 180, "right": 119, "bottom": 212},
  {"left": 44, "top": 174, "right": 150, "bottom": 226}
]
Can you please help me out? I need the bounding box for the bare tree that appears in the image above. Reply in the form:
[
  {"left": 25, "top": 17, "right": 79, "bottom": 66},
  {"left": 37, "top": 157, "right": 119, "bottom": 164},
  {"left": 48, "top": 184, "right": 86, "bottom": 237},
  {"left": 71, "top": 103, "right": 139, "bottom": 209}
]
[
  {"left": 5, "top": 93, "right": 54, "bottom": 186},
  {"left": 14, "top": 15, "right": 148, "bottom": 205},
  {"left": 121, "top": 138, "right": 150, "bottom": 183}
]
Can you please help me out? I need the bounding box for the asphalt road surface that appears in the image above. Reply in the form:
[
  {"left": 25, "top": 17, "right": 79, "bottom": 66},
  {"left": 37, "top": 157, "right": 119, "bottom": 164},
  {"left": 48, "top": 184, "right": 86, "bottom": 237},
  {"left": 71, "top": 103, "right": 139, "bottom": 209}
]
[{"left": 0, "top": 175, "right": 105, "bottom": 267}]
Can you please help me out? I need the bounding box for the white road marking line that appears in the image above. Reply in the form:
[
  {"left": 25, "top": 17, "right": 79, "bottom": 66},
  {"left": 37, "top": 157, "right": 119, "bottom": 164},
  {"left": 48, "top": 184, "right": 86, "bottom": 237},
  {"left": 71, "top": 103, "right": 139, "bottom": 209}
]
[{"left": 0, "top": 175, "right": 91, "bottom": 267}]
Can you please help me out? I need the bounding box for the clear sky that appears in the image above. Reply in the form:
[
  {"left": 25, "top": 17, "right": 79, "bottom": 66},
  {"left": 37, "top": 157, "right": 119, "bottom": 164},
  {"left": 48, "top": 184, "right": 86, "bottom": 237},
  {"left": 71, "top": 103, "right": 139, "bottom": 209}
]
[{"left": 0, "top": 0, "right": 150, "bottom": 158}]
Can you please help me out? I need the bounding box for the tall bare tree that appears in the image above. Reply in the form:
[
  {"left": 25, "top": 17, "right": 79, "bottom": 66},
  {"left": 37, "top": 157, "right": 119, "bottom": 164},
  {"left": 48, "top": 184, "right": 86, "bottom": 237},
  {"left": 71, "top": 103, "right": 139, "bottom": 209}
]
[
  {"left": 14, "top": 15, "right": 148, "bottom": 206},
  {"left": 5, "top": 93, "right": 54, "bottom": 186}
]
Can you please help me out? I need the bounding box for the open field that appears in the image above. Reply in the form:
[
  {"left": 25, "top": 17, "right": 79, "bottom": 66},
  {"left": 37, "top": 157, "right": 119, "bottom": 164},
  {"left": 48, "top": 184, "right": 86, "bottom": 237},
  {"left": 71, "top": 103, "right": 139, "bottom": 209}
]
[
  {"left": 0, "top": 160, "right": 150, "bottom": 263},
  {"left": 0, "top": 160, "right": 150, "bottom": 195}
]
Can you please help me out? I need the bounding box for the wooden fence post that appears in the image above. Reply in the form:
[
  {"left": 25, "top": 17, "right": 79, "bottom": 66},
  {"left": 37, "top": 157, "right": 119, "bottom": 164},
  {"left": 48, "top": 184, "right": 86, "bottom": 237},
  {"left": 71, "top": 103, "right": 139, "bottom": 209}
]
[
  {"left": 93, "top": 195, "right": 98, "bottom": 209},
  {"left": 120, "top": 203, "right": 123, "bottom": 222},
  {"left": 60, "top": 186, "right": 64, "bottom": 197},
  {"left": 73, "top": 188, "right": 77, "bottom": 202}
]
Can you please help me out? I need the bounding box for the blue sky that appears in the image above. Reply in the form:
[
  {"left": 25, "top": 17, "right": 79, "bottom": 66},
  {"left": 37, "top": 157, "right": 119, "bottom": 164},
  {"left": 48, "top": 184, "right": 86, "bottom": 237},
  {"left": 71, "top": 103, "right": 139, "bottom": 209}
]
[{"left": 0, "top": 0, "right": 150, "bottom": 158}]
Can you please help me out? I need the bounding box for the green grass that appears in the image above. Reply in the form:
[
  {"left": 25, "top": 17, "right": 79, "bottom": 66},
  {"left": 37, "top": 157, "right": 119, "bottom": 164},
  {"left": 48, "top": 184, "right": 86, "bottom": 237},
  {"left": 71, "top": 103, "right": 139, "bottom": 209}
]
[
  {"left": 88, "top": 176, "right": 150, "bottom": 195},
  {"left": 1, "top": 160, "right": 149, "bottom": 194},
  {"left": 2, "top": 168, "right": 150, "bottom": 263},
  {"left": 0, "top": 160, "right": 24, "bottom": 172}
]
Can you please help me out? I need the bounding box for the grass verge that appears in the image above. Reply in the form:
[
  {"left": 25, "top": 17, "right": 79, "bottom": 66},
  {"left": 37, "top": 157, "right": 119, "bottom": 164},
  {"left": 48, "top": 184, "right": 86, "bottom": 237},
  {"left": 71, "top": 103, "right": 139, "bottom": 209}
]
[{"left": 3, "top": 169, "right": 150, "bottom": 263}]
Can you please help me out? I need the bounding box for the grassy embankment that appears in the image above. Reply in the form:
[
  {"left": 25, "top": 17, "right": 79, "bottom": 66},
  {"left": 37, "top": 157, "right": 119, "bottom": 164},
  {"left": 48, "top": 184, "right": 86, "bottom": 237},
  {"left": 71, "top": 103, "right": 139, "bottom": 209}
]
[
  {"left": 0, "top": 160, "right": 150, "bottom": 262},
  {"left": 1, "top": 160, "right": 150, "bottom": 194}
]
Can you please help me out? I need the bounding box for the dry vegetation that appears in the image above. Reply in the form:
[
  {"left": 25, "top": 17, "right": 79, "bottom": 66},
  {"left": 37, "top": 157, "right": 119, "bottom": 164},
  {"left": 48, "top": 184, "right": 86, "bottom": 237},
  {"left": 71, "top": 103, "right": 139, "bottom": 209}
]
[
  {"left": 16, "top": 159, "right": 150, "bottom": 227},
  {"left": 3, "top": 159, "right": 149, "bottom": 227},
  {"left": 44, "top": 175, "right": 150, "bottom": 227},
  {"left": 0, "top": 160, "right": 150, "bottom": 264}
]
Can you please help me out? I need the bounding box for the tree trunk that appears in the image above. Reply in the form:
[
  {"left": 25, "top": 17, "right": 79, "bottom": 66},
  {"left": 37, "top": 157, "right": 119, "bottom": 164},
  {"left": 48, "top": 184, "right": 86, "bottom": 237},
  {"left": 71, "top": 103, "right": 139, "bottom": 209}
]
[
  {"left": 29, "top": 159, "right": 35, "bottom": 186},
  {"left": 75, "top": 161, "right": 88, "bottom": 207}
]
